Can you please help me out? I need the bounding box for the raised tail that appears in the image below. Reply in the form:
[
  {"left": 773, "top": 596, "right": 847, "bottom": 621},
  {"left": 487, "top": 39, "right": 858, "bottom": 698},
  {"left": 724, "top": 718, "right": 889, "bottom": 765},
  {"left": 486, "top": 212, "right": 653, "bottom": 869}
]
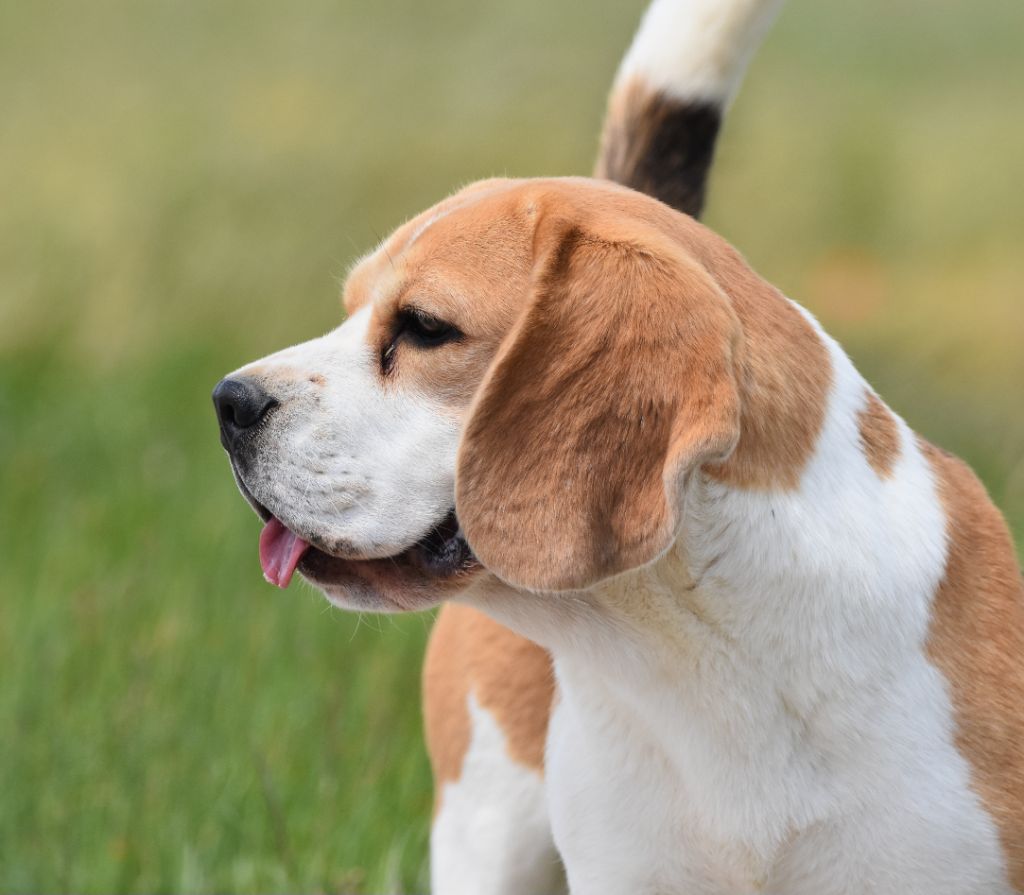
[{"left": 595, "top": 0, "right": 784, "bottom": 218}]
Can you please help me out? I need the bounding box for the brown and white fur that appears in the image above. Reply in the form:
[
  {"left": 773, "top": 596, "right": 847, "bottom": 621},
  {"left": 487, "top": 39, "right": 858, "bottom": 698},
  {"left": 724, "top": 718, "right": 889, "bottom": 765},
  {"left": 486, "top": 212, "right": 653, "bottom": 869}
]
[{"left": 213, "top": 1, "right": 1024, "bottom": 892}]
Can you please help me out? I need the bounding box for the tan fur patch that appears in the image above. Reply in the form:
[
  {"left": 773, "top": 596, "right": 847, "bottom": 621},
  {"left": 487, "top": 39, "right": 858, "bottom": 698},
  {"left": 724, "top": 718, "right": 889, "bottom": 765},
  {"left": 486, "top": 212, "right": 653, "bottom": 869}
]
[
  {"left": 423, "top": 604, "right": 554, "bottom": 814},
  {"left": 650, "top": 208, "right": 833, "bottom": 492},
  {"left": 555, "top": 186, "right": 834, "bottom": 492},
  {"left": 857, "top": 391, "right": 900, "bottom": 478},
  {"left": 922, "top": 439, "right": 1024, "bottom": 887},
  {"left": 457, "top": 213, "right": 743, "bottom": 591},
  {"left": 350, "top": 185, "right": 535, "bottom": 408}
]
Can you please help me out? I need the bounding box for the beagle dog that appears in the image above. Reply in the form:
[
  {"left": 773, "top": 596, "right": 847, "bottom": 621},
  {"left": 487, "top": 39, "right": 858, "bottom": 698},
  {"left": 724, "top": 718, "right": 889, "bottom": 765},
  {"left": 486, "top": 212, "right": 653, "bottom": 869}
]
[{"left": 212, "top": 0, "right": 1024, "bottom": 892}]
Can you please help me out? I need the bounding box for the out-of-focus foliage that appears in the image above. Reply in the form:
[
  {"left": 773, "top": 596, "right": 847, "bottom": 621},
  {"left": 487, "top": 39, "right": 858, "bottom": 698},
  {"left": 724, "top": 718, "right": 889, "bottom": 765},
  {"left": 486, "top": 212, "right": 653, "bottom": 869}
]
[{"left": 0, "top": 0, "right": 1020, "bottom": 890}]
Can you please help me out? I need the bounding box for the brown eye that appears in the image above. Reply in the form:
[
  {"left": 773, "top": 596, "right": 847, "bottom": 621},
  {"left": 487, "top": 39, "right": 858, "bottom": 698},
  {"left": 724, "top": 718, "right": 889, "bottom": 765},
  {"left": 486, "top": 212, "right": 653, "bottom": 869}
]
[
  {"left": 399, "top": 307, "right": 462, "bottom": 347},
  {"left": 381, "top": 307, "right": 463, "bottom": 375}
]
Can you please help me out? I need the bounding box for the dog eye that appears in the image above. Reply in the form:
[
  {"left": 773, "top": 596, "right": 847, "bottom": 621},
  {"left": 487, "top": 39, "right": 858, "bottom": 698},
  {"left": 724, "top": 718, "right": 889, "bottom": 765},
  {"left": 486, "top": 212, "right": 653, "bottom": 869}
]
[
  {"left": 399, "top": 307, "right": 462, "bottom": 348},
  {"left": 381, "top": 307, "right": 463, "bottom": 374}
]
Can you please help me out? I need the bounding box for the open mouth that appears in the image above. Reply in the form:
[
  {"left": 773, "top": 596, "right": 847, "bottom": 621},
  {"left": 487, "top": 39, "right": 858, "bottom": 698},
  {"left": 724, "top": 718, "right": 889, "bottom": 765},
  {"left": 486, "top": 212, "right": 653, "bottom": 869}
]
[
  {"left": 229, "top": 466, "right": 479, "bottom": 602},
  {"left": 230, "top": 471, "right": 477, "bottom": 590},
  {"left": 258, "top": 507, "right": 476, "bottom": 589}
]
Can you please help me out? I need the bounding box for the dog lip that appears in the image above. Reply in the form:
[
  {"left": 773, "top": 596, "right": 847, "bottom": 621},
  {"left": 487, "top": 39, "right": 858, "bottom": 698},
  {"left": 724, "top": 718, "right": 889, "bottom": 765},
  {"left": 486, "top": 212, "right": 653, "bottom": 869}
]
[
  {"left": 228, "top": 462, "right": 477, "bottom": 585},
  {"left": 405, "top": 508, "right": 476, "bottom": 575},
  {"left": 297, "top": 507, "right": 478, "bottom": 586},
  {"left": 229, "top": 462, "right": 273, "bottom": 522}
]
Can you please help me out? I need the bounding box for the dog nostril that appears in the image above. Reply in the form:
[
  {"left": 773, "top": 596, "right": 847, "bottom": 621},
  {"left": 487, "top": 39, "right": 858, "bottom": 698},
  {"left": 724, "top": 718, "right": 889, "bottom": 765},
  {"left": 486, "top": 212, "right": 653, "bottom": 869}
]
[
  {"left": 219, "top": 401, "right": 239, "bottom": 428},
  {"left": 212, "top": 378, "right": 278, "bottom": 439}
]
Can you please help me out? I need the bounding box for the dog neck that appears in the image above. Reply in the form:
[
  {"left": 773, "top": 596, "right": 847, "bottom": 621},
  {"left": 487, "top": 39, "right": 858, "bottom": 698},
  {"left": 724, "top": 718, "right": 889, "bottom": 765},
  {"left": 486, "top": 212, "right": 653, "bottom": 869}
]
[
  {"left": 467, "top": 294, "right": 942, "bottom": 669},
  {"left": 462, "top": 315, "right": 950, "bottom": 858}
]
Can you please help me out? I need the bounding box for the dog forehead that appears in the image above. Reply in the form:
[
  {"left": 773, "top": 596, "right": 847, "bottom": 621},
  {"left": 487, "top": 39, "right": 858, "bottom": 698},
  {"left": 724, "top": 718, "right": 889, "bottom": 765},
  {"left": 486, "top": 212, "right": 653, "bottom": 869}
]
[
  {"left": 342, "top": 182, "right": 534, "bottom": 317},
  {"left": 403, "top": 193, "right": 537, "bottom": 299},
  {"left": 339, "top": 177, "right": 728, "bottom": 334}
]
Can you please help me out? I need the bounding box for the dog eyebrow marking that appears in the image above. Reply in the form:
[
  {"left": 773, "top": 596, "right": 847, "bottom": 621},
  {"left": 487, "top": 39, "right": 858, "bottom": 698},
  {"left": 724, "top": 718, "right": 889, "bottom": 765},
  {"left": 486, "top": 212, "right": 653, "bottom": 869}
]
[{"left": 857, "top": 389, "right": 901, "bottom": 479}]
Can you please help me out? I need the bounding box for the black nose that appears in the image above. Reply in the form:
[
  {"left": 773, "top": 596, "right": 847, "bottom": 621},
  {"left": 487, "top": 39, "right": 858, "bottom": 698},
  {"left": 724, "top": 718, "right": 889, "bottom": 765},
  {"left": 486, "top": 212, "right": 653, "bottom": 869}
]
[{"left": 212, "top": 378, "right": 277, "bottom": 449}]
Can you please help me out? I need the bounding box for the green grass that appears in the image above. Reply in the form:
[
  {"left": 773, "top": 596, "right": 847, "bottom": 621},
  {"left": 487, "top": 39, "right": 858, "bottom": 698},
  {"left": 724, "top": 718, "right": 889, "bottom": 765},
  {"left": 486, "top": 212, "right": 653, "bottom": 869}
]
[{"left": 1, "top": 0, "right": 1021, "bottom": 891}]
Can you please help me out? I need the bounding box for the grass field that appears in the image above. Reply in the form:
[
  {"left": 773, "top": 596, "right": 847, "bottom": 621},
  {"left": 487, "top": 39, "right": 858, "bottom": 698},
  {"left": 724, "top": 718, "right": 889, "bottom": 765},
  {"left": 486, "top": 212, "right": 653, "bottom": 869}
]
[{"left": 1, "top": 0, "right": 1022, "bottom": 891}]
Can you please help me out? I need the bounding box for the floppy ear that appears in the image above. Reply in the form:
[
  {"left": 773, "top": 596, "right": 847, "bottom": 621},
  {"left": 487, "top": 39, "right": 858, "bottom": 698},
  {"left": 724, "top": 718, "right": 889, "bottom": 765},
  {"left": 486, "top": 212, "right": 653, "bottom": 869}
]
[{"left": 456, "top": 217, "right": 742, "bottom": 591}]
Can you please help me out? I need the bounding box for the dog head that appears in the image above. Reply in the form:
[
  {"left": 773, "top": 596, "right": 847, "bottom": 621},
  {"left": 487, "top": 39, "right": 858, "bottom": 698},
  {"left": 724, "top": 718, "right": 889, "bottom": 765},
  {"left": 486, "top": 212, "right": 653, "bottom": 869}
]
[{"left": 213, "top": 177, "right": 743, "bottom": 611}]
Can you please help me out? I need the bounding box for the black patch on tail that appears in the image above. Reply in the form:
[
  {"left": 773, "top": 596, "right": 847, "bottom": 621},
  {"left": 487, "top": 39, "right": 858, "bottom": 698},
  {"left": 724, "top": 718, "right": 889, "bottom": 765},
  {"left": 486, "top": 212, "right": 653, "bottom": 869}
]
[{"left": 597, "top": 90, "right": 722, "bottom": 220}]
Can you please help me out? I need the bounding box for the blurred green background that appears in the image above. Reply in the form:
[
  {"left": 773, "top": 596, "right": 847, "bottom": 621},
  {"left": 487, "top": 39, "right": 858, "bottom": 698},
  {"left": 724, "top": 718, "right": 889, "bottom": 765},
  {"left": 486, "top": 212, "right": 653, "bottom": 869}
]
[{"left": 1, "top": 0, "right": 1021, "bottom": 891}]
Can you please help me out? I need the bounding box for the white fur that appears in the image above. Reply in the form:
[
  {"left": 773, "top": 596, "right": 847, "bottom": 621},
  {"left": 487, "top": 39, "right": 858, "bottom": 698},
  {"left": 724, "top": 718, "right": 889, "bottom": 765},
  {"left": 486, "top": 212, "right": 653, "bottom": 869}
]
[
  {"left": 228, "top": 305, "right": 459, "bottom": 571},
  {"left": 466, "top": 310, "right": 1010, "bottom": 894},
  {"left": 432, "top": 692, "right": 566, "bottom": 895},
  {"left": 615, "top": 0, "right": 786, "bottom": 105}
]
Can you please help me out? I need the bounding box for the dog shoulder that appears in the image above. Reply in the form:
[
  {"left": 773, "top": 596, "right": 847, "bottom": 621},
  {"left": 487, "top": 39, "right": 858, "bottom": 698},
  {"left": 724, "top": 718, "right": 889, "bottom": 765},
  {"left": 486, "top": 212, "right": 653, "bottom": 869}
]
[{"left": 423, "top": 603, "right": 555, "bottom": 809}]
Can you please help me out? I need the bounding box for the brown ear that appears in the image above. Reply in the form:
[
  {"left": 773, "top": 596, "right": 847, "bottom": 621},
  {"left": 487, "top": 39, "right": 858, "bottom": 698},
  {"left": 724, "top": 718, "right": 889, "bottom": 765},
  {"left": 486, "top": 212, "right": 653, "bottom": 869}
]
[{"left": 456, "top": 217, "right": 742, "bottom": 591}]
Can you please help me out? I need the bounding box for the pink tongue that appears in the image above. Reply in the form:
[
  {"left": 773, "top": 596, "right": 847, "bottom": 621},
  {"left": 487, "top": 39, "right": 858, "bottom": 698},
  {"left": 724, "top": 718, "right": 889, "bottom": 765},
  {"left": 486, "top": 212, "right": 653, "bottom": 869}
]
[{"left": 258, "top": 517, "right": 310, "bottom": 589}]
